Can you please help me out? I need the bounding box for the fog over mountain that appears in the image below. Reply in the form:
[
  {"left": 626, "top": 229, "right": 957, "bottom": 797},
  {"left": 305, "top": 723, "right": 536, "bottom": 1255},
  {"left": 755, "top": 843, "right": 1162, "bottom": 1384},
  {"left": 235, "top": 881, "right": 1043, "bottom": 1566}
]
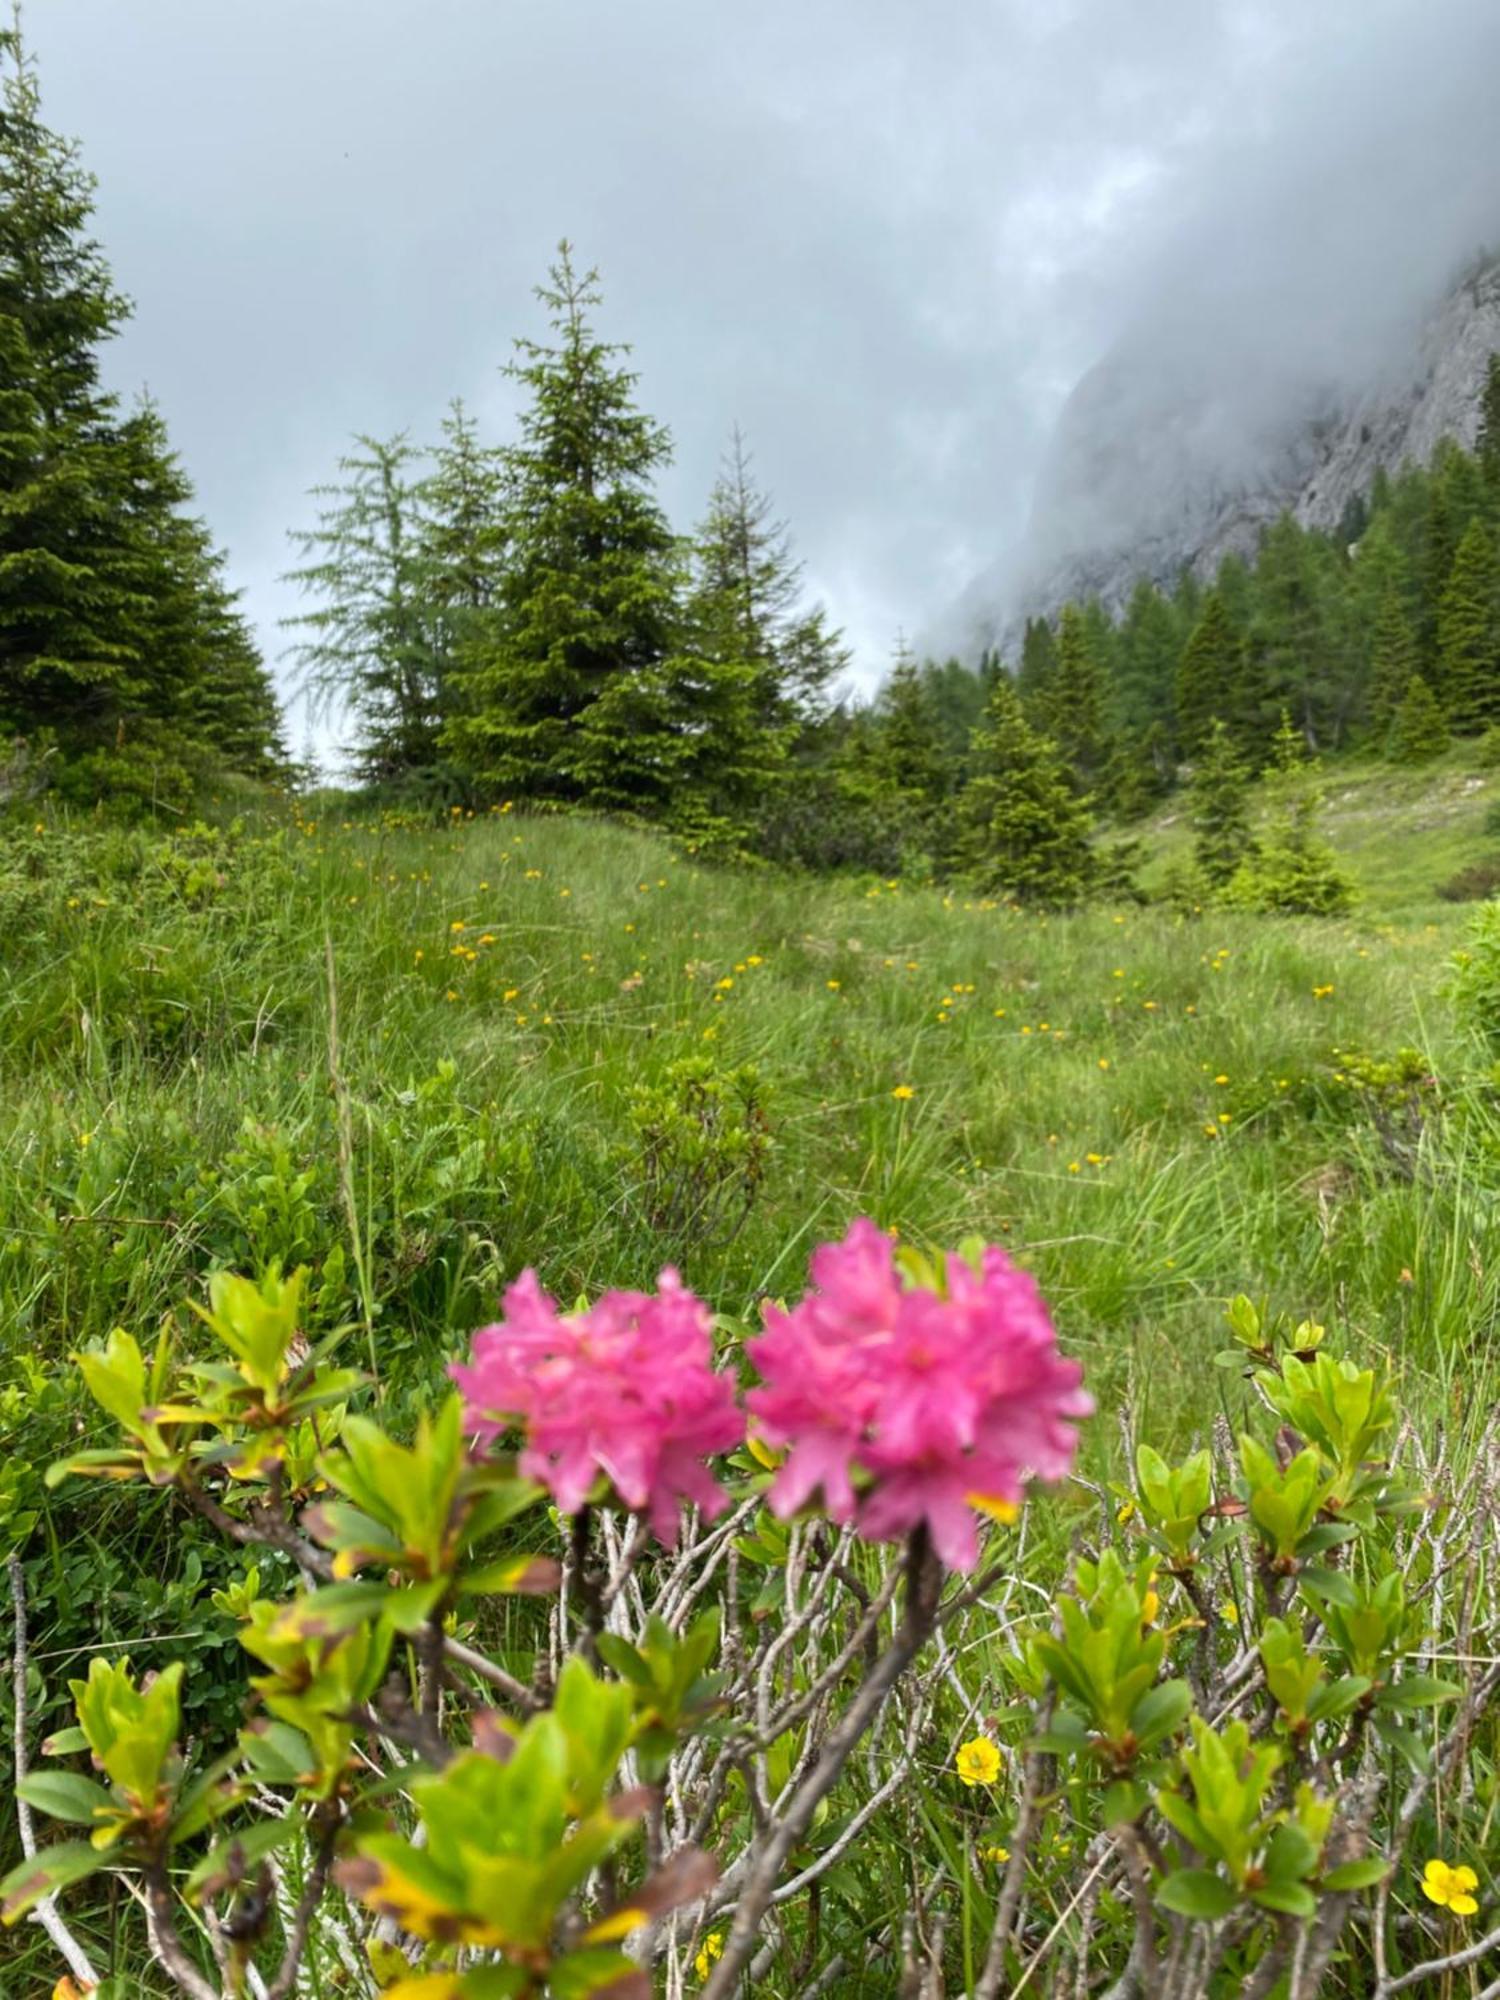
[{"left": 27, "top": 0, "right": 1500, "bottom": 712}]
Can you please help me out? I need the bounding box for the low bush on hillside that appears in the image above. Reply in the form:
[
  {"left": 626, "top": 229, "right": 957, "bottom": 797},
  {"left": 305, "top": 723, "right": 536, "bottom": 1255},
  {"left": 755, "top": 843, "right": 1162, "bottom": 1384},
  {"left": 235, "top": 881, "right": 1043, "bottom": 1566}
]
[{"left": 5, "top": 1233, "right": 1495, "bottom": 1999}]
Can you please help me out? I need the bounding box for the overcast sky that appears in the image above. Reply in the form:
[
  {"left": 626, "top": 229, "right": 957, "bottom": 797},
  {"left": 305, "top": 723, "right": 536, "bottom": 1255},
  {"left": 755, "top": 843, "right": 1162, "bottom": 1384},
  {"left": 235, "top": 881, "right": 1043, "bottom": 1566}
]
[{"left": 29, "top": 0, "right": 1500, "bottom": 730}]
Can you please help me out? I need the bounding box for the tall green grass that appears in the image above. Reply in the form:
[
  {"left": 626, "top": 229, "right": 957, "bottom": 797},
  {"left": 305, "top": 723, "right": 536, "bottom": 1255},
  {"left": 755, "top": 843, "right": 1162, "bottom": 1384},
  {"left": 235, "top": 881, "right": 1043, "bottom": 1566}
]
[{"left": 2, "top": 796, "right": 1497, "bottom": 1992}]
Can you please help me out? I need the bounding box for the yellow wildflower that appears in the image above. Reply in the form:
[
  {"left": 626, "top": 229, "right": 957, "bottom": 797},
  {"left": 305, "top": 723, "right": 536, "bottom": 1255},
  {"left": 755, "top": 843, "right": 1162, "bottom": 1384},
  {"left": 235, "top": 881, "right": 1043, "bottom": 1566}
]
[
  {"left": 695, "top": 1931, "right": 725, "bottom": 1980},
  {"left": 892, "top": 1084, "right": 915, "bottom": 1100},
  {"left": 955, "top": 1738, "right": 1002, "bottom": 1787},
  {"left": 1421, "top": 1860, "right": 1478, "bottom": 1915}
]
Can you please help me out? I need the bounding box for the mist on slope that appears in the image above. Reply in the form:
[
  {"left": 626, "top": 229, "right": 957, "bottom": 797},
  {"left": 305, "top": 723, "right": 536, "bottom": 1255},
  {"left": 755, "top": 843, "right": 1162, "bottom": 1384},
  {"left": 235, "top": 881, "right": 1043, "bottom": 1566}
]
[{"left": 943, "top": 0, "right": 1500, "bottom": 658}]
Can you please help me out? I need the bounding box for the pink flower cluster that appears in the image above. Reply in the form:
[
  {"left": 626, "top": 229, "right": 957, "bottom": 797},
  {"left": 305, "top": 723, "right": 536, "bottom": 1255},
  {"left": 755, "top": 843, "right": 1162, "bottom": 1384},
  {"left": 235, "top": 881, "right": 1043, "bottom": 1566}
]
[
  {"left": 450, "top": 1267, "right": 743, "bottom": 1546},
  {"left": 453, "top": 1220, "right": 1090, "bottom": 1573},
  {"left": 746, "top": 1219, "right": 1092, "bottom": 1570}
]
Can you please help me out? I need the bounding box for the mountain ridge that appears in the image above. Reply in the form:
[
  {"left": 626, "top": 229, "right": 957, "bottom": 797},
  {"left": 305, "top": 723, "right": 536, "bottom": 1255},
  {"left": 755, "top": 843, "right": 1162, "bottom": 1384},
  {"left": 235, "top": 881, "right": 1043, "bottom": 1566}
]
[{"left": 947, "top": 250, "right": 1500, "bottom": 660}]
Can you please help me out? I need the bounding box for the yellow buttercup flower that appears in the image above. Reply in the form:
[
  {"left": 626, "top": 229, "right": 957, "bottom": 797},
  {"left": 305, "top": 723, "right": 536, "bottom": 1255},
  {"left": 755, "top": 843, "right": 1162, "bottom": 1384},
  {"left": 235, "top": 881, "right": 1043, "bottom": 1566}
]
[
  {"left": 980, "top": 1844, "right": 1010, "bottom": 1864},
  {"left": 892, "top": 1084, "right": 914, "bottom": 1100},
  {"left": 1421, "top": 1859, "right": 1479, "bottom": 1916},
  {"left": 955, "top": 1737, "right": 1002, "bottom": 1787},
  {"left": 694, "top": 1931, "right": 725, "bottom": 1979}
]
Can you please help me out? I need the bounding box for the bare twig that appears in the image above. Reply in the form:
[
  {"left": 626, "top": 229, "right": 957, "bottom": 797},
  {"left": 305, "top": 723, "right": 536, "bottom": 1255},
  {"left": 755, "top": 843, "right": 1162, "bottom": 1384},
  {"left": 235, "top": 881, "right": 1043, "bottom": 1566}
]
[{"left": 8, "top": 1552, "right": 102, "bottom": 1992}]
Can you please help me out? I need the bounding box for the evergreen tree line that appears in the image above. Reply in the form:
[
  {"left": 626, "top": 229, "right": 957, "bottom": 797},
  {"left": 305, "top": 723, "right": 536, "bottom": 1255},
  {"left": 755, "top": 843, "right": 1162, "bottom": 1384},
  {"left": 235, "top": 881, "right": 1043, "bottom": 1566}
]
[
  {"left": 286, "top": 246, "right": 849, "bottom": 849},
  {"left": 0, "top": 26, "right": 284, "bottom": 807},
  {"left": 1003, "top": 355, "right": 1500, "bottom": 804}
]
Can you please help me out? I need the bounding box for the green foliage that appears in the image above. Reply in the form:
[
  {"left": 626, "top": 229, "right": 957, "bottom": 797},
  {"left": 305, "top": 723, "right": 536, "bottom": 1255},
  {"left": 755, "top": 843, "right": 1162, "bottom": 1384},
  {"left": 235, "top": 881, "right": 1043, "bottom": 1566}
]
[
  {"left": 442, "top": 244, "right": 681, "bottom": 807},
  {"left": 1447, "top": 898, "right": 1500, "bottom": 1046},
  {"left": 1176, "top": 592, "right": 1245, "bottom": 756},
  {"left": 1437, "top": 516, "right": 1500, "bottom": 733},
  {"left": 958, "top": 676, "right": 1097, "bottom": 906},
  {"left": 0, "top": 30, "right": 282, "bottom": 789},
  {"left": 284, "top": 435, "right": 450, "bottom": 787},
  {"left": 1226, "top": 769, "right": 1357, "bottom": 916},
  {"left": 1369, "top": 586, "right": 1420, "bottom": 735},
  {"left": 1390, "top": 672, "right": 1449, "bottom": 763},
  {"left": 1188, "top": 719, "right": 1256, "bottom": 889},
  {"left": 1046, "top": 604, "right": 1111, "bottom": 782},
  {"left": 628, "top": 1055, "right": 770, "bottom": 1245}
]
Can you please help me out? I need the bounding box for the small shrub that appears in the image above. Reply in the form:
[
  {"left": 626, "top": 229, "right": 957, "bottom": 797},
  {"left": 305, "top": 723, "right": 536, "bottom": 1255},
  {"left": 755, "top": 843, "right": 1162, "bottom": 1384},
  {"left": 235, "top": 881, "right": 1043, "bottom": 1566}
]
[
  {"left": 1437, "top": 855, "right": 1500, "bottom": 901},
  {"left": 1447, "top": 898, "right": 1500, "bottom": 1045},
  {"left": 629, "top": 1055, "right": 771, "bottom": 1245}
]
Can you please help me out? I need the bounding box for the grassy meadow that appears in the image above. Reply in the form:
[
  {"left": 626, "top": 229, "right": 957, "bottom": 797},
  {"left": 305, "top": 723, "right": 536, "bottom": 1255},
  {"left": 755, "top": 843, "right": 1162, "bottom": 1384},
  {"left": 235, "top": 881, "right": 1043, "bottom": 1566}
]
[{"left": 3, "top": 778, "right": 1500, "bottom": 1991}]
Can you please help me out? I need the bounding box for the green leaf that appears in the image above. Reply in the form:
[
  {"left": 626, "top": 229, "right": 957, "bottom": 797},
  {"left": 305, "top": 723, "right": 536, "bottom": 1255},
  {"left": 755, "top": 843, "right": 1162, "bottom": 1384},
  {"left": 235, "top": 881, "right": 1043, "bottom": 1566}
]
[
  {"left": 1305, "top": 1675, "right": 1372, "bottom": 1722},
  {"left": 595, "top": 1636, "right": 655, "bottom": 1688},
  {"left": 186, "top": 1821, "right": 299, "bottom": 1900},
  {"left": 38, "top": 1726, "right": 90, "bottom": 1757},
  {"left": 1131, "top": 1678, "right": 1191, "bottom": 1751},
  {"left": 15, "top": 1771, "right": 114, "bottom": 1825},
  {"left": 1251, "top": 1880, "right": 1318, "bottom": 1918},
  {"left": 1376, "top": 1674, "right": 1463, "bottom": 1711},
  {"left": 1156, "top": 1868, "right": 1238, "bottom": 1921},
  {"left": 549, "top": 1948, "right": 650, "bottom": 1999},
  {"left": 1101, "top": 1779, "right": 1148, "bottom": 1828},
  {"left": 1322, "top": 1856, "right": 1390, "bottom": 1892},
  {"left": 1, "top": 1841, "right": 108, "bottom": 1923}
]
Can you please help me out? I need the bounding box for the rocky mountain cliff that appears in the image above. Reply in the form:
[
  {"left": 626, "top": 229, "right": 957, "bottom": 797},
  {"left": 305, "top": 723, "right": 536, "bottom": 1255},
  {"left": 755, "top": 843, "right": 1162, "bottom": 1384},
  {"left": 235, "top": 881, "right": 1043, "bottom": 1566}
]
[{"left": 948, "top": 251, "right": 1500, "bottom": 659}]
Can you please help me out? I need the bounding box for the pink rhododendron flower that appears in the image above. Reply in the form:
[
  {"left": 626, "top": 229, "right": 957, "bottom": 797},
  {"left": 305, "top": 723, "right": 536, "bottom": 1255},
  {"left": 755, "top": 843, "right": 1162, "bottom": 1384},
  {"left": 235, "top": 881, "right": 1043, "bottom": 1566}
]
[
  {"left": 746, "top": 1219, "right": 1091, "bottom": 1570},
  {"left": 452, "top": 1268, "right": 744, "bottom": 1546}
]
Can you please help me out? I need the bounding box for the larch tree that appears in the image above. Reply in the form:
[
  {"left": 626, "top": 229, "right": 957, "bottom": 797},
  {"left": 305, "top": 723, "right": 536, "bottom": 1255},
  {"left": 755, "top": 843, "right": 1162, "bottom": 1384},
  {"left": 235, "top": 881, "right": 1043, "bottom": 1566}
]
[
  {"left": 283, "top": 436, "right": 445, "bottom": 786},
  {"left": 688, "top": 424, "right": 847, "bottom": 737},
  {"left": 418, "top": 399, "right": 509, "bottom": 651}
]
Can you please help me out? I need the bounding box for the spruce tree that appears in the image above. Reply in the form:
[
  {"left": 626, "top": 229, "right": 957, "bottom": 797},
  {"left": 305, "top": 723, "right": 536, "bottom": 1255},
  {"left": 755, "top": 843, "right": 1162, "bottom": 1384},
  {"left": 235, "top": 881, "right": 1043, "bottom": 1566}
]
[
  {"left": 867, "top": 638, "right": 947, "bottom": 837},
  {"left": 1116, "top": 578, "right": 1181, "bottom": 736},
  {"left": 1189, "top": 718, "right": 1256, "bottom": 888},
  {"left": 1390, "top": 673, "right": 1448, "bottom": 763},
  {"left": 1480, "top": 352, "right": 1500, "bottom": 502},
  {"left": 1421, "top": 477, "right": 1459, "bottom": 681},
  {"left": 1175, "top": 592, "right": 1242, "bottom": 755},
  {"left": 1269, "top": 706, "right": 1307, "bottom": 774},
  {"left": 419, "top": 399, "right": 508, "bottom": 635},
  {"left": 1229, "top": 784, "right": 1355, "bottom": 915},
  {"left": 0, "top": 22, "right": 280, "bottom": 779},
  {"left": 1368, "top": 584, "right": 1420, "bottom": 738},
  {"left": 1253, "top": 516, "right": 1331, "bottom": 746},
  {"left": 283, "top": 436, "right": 445, "bottom": 786},
  {"left": 1436, "top": 516, "right": 1500, "bottom": 733},
  {"left": 442, "top": 244, "right": 680, "bottom": 802},
  {"left": 1016, "top": 615, "right": 1058, "bottom": 725},
  {"left": 957, "top": 677, "right": 1095, "bottom": 907},
  {"left": 1049, "top": 602, "right": 1109, "bottom": 782}
]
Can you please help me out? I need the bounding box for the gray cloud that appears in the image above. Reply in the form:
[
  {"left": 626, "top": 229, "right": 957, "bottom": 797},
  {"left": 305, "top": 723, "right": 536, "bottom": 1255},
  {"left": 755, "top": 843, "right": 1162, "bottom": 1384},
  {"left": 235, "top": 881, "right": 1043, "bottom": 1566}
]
[{"left": 29, "top": 0, "right": 1500, "bottom": 722}]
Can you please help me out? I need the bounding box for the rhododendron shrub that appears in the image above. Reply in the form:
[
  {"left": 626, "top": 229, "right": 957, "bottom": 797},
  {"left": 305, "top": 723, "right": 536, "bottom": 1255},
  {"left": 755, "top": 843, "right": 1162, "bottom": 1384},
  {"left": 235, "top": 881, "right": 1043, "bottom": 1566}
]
[
  {"left": 7, "top": 1239, "right": 1498, "bottom": 2000},
  {"left": 451, "top": 1266, "right": 744, "bottom": 1543},
  {"left": 747, "top": 1218, "right": 1092, "bottom": 1568}
]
